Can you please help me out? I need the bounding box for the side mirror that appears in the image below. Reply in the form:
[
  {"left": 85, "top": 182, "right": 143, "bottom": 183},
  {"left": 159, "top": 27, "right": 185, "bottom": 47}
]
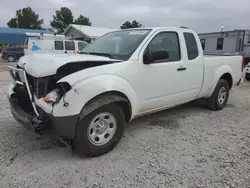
[{"left": 143, "top": 50, "right": 169, "bottom": 64}]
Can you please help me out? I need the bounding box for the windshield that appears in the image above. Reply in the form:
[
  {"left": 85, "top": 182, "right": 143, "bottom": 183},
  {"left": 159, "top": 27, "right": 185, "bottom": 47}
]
[{"left": 81, "top": 29, "right": 151, "bottom": 60}]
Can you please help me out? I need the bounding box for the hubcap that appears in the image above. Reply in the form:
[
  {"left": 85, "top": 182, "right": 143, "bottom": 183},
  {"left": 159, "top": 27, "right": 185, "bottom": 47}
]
[
  {"left": 9, "top": 57, "right": 14, "bottom": 61},
  {"left": 218, "top": 87, "right": 227, "bottom": 105},
  {"left": 87, "top": 112, "right": 117, "bottom": 146}
]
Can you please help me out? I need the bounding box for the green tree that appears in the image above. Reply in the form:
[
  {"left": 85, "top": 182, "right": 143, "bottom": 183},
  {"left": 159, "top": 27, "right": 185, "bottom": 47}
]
[
  {"left": 50, "top": 7, "right": 74, "bottom": 34},
  {"left": 74, "top": 15, "right": 92, "bottom": 26},
  {"left": 7, "top": 7, "right": 44, "bottom": 29},
  {"left": 120, "top": 20, "right": 143, "bottom": 29}
]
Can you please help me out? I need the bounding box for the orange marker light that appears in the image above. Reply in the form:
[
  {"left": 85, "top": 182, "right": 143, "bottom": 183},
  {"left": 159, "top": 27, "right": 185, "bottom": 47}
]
[{"left": 43, "top": 96, "right": 50, "bottom": 102}]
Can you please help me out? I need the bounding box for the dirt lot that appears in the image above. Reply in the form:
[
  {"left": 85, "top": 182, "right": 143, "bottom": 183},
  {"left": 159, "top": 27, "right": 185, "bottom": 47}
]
[{"left": 0, "top": 62, "right": 250, "bottom": 188}]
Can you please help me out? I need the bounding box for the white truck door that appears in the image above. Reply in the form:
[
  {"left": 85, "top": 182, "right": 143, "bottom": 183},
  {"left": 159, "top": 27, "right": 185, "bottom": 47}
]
[
  {"left": 180, "top": 32, "right": 203, "bottom": 99},
  {"left": 137, "top": 31, "right": 199, "bottom": 113}
]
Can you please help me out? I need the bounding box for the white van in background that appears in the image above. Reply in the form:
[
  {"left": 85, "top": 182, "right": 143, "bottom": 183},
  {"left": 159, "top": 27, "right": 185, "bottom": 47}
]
[{"left": 24, "top": 33, "right": 88, "bottom": 55}]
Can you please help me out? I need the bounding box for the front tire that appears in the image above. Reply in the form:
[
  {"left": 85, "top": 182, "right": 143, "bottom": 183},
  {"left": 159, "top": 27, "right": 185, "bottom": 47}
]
[
  {"left": 207, "top": 79, "right": 229, "bottom": 111},
  {"left": 73, "top": 103, "right": 125, "bottom": 157}
]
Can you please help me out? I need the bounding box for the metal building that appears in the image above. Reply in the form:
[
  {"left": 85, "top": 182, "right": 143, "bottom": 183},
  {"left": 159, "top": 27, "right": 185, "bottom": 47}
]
[
  {"left": 198, "top": 29, "right": 250, "bottom": 61},
  {"left": 0, "top": 27, "right": 54, "bottom": 45},
  {"left": 63, "top": 24, "right": 116, "bottom": 43}
]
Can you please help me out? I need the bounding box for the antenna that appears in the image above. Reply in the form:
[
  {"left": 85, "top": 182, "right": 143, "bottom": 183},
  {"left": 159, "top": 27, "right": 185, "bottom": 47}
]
[{"left": 221, "top": 26, "right": 224, "bottom": 32}]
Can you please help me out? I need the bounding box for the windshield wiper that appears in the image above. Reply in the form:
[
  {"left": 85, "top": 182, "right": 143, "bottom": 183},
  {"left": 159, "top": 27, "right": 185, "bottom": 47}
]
[{"left": 79, "top": 52, "right": 112, "bottom": 58}]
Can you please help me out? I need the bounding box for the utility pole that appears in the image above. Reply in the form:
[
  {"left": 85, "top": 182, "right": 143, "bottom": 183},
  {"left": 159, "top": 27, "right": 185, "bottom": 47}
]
[{"left": 16, "top": 15, "right": 18, "bottom": 28}]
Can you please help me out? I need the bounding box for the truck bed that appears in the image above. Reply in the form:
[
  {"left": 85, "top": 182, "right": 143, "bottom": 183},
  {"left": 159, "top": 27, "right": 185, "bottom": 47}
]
[{"left": 198, "top": 55, "right": 243, "bottom": 98}]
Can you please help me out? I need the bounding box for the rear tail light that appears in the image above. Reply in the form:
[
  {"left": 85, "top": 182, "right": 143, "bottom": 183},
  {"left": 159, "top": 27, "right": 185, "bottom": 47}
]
[
  {"left": 24, "top": 39, "right": 28, "bottom": 49},
  {"left": 242, "top": 58, "right": 244, "bottom": 72}
]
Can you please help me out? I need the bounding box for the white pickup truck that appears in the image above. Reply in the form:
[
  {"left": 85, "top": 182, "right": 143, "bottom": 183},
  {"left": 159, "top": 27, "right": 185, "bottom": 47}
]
[{"left": 8, "top": 27, "right": 244, "bottom": 157}]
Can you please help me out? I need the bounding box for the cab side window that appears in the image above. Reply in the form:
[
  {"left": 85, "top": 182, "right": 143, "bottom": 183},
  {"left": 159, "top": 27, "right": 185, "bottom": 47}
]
[
  {"left": 184, "top": 32, "right": 199, "bottom": 60},
  {"left": 147, "top": 32, "right": 180, "bottom": 62}
]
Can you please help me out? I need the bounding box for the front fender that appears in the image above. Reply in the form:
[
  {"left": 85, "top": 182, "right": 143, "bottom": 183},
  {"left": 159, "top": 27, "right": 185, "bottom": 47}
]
[{"left": 53, "top": 74, "right": 137, "bottom": 119}]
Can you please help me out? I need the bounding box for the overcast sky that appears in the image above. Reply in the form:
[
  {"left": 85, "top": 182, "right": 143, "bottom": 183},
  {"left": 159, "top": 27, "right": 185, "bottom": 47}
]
[{"left": 0, "top": 0, "right": 249, "bottom": 33}]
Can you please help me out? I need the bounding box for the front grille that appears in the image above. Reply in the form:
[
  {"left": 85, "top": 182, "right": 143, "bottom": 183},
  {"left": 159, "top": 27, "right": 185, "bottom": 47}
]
[
  {"left": 16, "top": 66, "right": 58, "bottom": 98},
  {"left": 25, "top": 73, "right": 36, "bottom": 96},
  {"left": 26, "top": 73, "right": 36, "bottom": 88},
  {"left": 25, "top": 74, "right": 49, "bottom": 98}
]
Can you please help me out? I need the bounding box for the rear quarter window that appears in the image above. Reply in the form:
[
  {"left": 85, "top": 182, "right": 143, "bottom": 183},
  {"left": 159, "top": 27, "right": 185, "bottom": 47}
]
[{"left": 184, "top": 32, "right": 199, "bottom": 60}]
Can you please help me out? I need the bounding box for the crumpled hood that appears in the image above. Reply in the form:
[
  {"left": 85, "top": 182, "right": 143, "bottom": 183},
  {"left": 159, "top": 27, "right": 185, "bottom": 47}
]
[{"left": 18, "top": 53, "right": 121, "bottom": 77}]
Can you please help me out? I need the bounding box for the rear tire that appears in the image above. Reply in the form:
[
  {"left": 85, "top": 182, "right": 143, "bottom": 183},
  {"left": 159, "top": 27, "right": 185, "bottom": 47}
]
[
  {"left": 73, "top": 103, "right": 125, "bottom": 157},
  {"left": 8, "top": 56, "right": 15, "bottom": 62},
  {"left": 207, "top": 79, "right": 229, "bottom": 111}
]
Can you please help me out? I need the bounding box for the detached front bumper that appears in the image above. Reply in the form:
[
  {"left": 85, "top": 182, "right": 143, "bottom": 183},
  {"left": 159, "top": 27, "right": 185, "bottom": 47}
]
[
  {"left": 7, "top": 66, "right": 78, "bottom": 139},
  {"left": 9, "top": 93, "right": 78, "bottom": 138}
]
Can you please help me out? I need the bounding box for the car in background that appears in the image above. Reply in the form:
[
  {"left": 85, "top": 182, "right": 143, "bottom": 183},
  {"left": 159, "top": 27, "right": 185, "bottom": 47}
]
[
  {"left": 245, "top": 63, "right": 250, "bottom": 81},
  {"left": 1, "top": 47, "right": 24, "bottom": 62},
  {"left": 24, "top": 33, "right": 88, "bottom": 55}
]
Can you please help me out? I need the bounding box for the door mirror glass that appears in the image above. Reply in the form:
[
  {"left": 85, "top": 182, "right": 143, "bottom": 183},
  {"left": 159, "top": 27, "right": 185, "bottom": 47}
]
[{"left": 143, "top": 50, "right": 169, "bottom": 64}]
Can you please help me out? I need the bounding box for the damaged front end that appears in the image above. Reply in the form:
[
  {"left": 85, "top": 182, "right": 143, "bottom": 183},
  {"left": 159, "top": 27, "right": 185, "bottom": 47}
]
[{"left": 8, "top": 65, "right": 77, "bottom": 138}]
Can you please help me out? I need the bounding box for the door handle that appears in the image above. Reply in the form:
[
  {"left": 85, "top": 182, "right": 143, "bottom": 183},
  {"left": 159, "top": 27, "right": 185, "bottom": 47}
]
[{"left": 177, "top": 67, "right": 186, "bottom": 71}]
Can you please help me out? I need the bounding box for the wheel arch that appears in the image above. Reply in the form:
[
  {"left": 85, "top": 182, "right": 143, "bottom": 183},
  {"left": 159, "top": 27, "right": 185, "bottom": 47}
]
[
  {"left": 206, "top": 65, "right": 233, "bottom": 97},
  {"left": 220, "top": 73, "right": 233, "bottom": 90},
  {"left": 7, "top": 54, "right": 16, "bottom": 59},
  {"left": 79, "top": 91, "right": 132, "bottom": 122}
]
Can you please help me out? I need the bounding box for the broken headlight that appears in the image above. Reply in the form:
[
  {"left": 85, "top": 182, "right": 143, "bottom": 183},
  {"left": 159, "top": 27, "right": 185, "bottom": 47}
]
[
  {"left": 42, "top": 82, "right": 71, "bottom": 104},
  {"left": 43, "top": 89, "right": 61, "bottom": 104}
]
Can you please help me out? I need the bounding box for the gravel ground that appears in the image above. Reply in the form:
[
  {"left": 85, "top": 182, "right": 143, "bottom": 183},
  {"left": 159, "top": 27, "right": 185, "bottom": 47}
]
[{"left": 0, "top": 64, "right": 250, "bottom": 188}]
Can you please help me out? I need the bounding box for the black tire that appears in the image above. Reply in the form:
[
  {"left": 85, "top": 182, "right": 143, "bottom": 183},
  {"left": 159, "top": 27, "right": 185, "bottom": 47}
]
[
  {"left": 7, "top": 55, "right": 15, "bottom": 62},
  {"left": 73, "top": 103, "right": 125, "bottom": 157},
  {"left": 245, "top": 76, "right": 250, "bottom": 81},
  {"left": 207, "top": 79, "right": 229, "bottom": 111}
]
